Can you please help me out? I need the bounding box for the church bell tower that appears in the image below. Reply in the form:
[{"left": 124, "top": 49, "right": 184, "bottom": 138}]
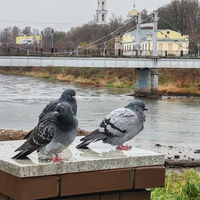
[{"left": 96, "top": 0, "right": 108, "bottom": 24}]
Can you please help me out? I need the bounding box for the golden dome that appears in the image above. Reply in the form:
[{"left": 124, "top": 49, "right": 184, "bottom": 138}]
[
  {"left": 127, "top": 2, "right": 139, "bottom": 17},
  {"left": 127, "top": 9, "right": 139, "bottom": 17}
]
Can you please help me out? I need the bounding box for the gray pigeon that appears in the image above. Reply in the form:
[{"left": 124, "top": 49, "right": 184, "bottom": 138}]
[
  {"left": 39, "top": 88, "right": 77, "bottom": 119},
  {"left": 13, "top": 102, "right": 78, "bottom": 162},
  {"left": 24, "top": 88, "right": 77, "bottom": 139},
  {"left": 77, "top": 100, "right": 147, "bottom": 150}
]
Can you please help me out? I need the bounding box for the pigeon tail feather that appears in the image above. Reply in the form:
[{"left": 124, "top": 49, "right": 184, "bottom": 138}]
[
  {"left": 24, "top": 130, "right": 32, "bottom": 139},
  {"left": 77, "top": 129, "right": 107, "bottom": 149},
  {"left": 12, "top": 147, "right": 37, "bottom": 159},
  {"left": 13, "top": 141, "right": 38, "bottom": 159}
]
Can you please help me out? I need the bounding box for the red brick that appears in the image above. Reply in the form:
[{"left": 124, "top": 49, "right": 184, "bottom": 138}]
[
  {"left": 120, "top": 190, "right": 151, "bottom": 200},
  {"left": 134, "top": 166, "right": 165, "bottom": 189},
  {"left": 0, "top": 193, "right": 8, "bottom": 200},
  {"left": 100, "top": 193, "right": 119, "bottom": 200},
  {"left": 61, "top": 195, "right": 99, "bottom": 200},
  {"left": 0, "top": 170, "right": 58, "bottom": 200},
  {"left": 61, "top": 168, "right": 132, "bottom": 196}
]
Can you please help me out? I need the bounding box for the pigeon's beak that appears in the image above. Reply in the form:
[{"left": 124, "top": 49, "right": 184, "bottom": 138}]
[
  {"left": 55, "top": 111, "right": 59, "bottom": 115},
  {"left": 143, "top": 107, "right": 148, "bottom": 111}
]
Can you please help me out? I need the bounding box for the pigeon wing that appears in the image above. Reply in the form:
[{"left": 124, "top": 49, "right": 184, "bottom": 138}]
[
  {"left": 30, "top": 112, "right": 56, "bottom": 146},
  {"left": 39, "top": 100, "right": 60, "bottom": 120},
  {"left": 98, "top": 108, "right": 137, "bottom": 137},
  {"left": 17, "top": 112, "right": 56, "bottom": 153},
  {"left": 12, "top": 112, "right": 56, "bottom": 159}
]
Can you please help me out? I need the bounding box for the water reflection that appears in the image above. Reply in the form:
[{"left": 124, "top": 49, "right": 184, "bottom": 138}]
[{"left": 0, "top": 74, "right": 200, "bottom": 144}]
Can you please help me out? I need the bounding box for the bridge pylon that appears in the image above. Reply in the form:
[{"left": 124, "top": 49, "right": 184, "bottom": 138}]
[{"left": 134, "top": 10, "right": 159, "bottom": 96}]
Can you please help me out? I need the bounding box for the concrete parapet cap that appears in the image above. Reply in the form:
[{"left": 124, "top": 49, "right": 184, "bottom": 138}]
[{"left": 0, "top": 137, "right": 164, "bottom": 178}]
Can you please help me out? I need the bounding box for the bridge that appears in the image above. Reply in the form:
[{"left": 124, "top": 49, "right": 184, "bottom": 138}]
[
  {"left": 0, "top": 56, "right": 199, "bottom": 69},
  {"left": 0, "top": 55, "right": 199, "bottom": 95}
]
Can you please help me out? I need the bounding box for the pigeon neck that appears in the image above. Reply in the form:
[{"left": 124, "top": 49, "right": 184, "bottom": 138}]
[
  {"left": 126, "top": 105, "right": 143, "bottom": 114},
  {"left": 57, "top": 112, "right": 74, "bottom": 123}
]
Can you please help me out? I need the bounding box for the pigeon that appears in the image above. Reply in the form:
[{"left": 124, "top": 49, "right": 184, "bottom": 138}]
[
  {"left": 39, "top": 88, "right": 77, "bottom": 119},
  {"left": 77, "top": 100, "right": 147, "bottom": 150},
  {"left": 24, "top": 88, "right": 77, "bottom": 139},
  {"left": 12, "top": 102, "right": 78, "bottom": 162}
]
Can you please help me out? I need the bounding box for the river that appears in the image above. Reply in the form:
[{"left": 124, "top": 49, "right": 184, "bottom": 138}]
[{"left": 0, "top": 74, "right": 200, "bottom": 145}]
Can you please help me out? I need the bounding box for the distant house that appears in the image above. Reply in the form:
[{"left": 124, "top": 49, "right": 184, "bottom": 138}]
[
  {"left": 122, "top": 29, "right": 189, "bottom": 56},
  {"left": 16, "top": 35, "right": 41, "bottom": 45}
]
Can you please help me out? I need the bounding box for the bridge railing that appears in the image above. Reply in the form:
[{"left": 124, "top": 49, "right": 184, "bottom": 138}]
[{"left": 0, "top": 45, "right": 198, "bottom": 58}]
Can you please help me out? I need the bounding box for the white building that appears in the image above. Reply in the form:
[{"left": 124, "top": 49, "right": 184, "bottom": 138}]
[{"left": 96, "top": 0, "right": 108, "bottom": 24}]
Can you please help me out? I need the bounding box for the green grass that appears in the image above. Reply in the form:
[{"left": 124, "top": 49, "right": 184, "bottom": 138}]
[
  {"left": 151, "top": 169, "right": 200, "bottom": 200},
  {"left": 106, "top": 83, "right": 114, "bottom": 87}
]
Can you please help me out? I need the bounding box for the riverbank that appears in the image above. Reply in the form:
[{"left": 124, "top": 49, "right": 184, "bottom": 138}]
[
  {"left": 0, "top": 67, "right": 200, "bottom": 96},
  {"left": 0, "top": 129, "right": 89, "bottom": 141}
]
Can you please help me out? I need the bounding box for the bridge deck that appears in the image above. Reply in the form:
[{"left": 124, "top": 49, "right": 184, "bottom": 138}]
[{"left": 0, "top": 56, "right": 199, "bottom": 69}]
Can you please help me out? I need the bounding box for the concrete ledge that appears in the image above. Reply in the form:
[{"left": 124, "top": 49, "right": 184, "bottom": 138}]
[
  {"left": 0, "top": 137, "right": 165, "bottom": 200},
  {"left": 0, "top": 137, "right": 164, "bottom": 178}
]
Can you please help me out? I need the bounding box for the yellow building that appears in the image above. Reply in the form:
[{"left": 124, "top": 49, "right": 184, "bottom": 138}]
[
  {"left": 122, "top": 29, "right": 189, "bottom": 56},
  {"left": 16, "top": 35, "right": 41, "bottom": 45}
]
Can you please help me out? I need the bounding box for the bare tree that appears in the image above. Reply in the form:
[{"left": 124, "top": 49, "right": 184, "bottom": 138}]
[
  {"left": 158, "top": 0, "right": 200, "bottom": 36},
  {"left": 42, "top": 27, "right": 54, "bottom": 49},
  {"left": 1, "top": 27, "right": 12, "bottom": 43},
  {"left": 11, "top": 26, "right": 19, "bottom": 44},
  {"left": 22, "top": 26, "right": 32, "bottom": 36}
]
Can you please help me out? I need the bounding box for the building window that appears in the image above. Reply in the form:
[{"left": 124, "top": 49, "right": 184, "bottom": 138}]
[
  {"left": 178, "top": 43, "right": 183, "bottom": 51},
  {"left": 102, "top": 14, "right": 105, "bottom": 21},
  {"left": 102, "top": 2, "right": 105, "bottom": 10},
  {"left": 168, "top": 43, "right": 173, "bottom": 51},
  {"left": 158, "top": 43, "right": 163, "bottom": 50}
]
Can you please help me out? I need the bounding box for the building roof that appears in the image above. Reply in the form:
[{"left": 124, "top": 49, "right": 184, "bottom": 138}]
[
  {"left": 124, "top": 28, "right": 189, "bottom": 43},
  {"left": 128, "top": 29, "right": 153, "bottom": 42}
]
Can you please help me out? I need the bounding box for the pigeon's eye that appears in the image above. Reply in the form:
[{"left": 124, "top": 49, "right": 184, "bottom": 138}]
[{"left": 58, "top": 108, "right": 64, "bottom": 112}]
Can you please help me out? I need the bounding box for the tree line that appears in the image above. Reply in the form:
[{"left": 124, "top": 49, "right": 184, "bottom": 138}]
[{"left": 0, "top": 0, "right": 200, "bottom": 54}]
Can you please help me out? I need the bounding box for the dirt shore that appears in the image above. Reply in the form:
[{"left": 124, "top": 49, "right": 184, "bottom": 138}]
[{"left": 0, "top": 129, "right": 90, "bottom": 141}]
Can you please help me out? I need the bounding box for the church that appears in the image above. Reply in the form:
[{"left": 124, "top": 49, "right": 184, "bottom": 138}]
[{"left": 96, "top": 0, "right": 108, "bottom": 24}]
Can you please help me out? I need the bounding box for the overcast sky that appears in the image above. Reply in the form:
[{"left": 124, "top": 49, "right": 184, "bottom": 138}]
[{"left": 0, "top": 0, "right": 172, "bottom": 32}]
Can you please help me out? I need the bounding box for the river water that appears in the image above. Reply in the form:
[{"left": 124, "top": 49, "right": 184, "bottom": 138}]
[{"left": 0, "top": 74, "right": 200, "bottom": 145}]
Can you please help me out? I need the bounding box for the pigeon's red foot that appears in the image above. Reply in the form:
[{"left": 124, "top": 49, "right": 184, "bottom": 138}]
[
  {"left": 51, "top": 154, "right": 66, "bottom": 162},
  {"left": 116, "top": 145, "right": 132, "bottom": 150}
]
